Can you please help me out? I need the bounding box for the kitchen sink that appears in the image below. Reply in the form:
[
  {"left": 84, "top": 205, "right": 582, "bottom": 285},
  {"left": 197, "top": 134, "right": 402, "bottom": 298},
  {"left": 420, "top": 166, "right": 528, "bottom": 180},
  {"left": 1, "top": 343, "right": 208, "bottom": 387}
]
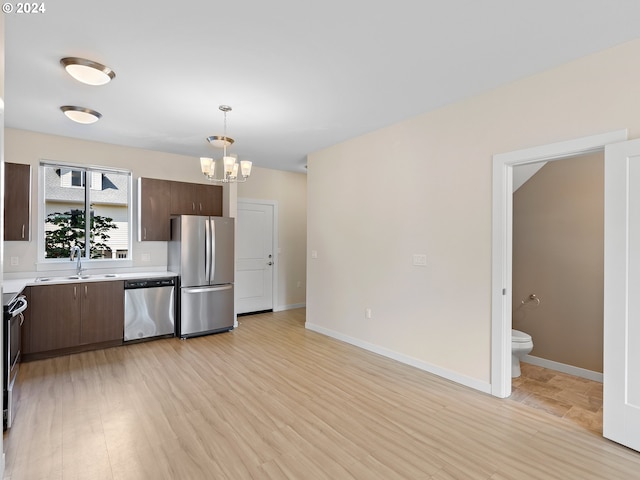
[{"left": 35, "top": 273, "right": 119, "bottom": 282}]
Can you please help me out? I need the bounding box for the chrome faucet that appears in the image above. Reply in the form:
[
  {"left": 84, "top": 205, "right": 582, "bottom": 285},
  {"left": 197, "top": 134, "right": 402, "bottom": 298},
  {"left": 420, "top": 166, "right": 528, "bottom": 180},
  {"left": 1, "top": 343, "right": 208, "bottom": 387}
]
[{"left": 70, "top": 245, "right": 83, "bottom": 276}]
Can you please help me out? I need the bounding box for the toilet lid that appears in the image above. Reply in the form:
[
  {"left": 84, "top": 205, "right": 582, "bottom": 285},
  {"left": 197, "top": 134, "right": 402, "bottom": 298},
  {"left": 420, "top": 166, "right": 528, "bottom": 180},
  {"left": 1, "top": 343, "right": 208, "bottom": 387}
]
[{"left": 512, "top": 329, "right": 532, "bottom": 343}]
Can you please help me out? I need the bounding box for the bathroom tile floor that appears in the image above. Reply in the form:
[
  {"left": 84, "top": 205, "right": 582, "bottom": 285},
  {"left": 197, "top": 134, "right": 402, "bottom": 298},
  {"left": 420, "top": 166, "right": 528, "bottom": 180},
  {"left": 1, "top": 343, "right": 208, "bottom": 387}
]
[{"left": 509, "top": 362, "right": 603, "bottom": 435}]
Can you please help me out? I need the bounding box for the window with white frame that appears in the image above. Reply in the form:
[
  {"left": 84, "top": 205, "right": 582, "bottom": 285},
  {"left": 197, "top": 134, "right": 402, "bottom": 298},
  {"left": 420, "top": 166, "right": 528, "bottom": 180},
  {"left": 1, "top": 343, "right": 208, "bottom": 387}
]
[{"left": 42, "top": 162, "right": 131, "bottom": 260}]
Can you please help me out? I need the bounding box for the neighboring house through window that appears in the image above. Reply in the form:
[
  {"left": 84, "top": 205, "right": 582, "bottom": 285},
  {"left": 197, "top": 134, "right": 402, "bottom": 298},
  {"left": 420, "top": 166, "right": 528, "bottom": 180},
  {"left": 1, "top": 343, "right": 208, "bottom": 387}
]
[{"left": 60, "top": 169, "right": 104, "bottom": 190}]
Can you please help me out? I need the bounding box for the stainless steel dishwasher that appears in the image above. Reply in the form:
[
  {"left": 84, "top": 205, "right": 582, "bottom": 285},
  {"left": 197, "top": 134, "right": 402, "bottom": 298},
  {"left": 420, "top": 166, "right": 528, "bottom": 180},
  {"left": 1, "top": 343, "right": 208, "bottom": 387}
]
[{"left": 124, "top": 277, "right": 176, "bottom": 342}]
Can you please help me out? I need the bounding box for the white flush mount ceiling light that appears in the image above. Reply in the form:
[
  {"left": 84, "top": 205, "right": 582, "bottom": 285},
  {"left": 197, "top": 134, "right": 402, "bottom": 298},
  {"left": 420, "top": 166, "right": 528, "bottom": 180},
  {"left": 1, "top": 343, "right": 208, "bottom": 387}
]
[
  {"left": 60, "top": 106, "right": 102, "bottom": 124},
  {"left": 201, "top": 105, "right": 252, "bottom": 183},
  {"left": 60, "top": 57, "right": 116, "bottom": 86}
]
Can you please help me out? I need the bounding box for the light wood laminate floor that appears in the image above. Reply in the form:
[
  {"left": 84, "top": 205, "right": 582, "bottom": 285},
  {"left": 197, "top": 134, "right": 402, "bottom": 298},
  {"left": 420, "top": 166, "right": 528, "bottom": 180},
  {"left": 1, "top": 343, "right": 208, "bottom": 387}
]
[{"left": 4, "top": 308, "right": 640, "bottom": 479}]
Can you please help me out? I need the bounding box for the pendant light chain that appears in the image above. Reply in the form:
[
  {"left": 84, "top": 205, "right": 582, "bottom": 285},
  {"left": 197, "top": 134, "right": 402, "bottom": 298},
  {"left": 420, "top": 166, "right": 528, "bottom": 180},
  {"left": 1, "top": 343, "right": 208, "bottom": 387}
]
[{"left": 221, "top": 105, "right": 230, "bottom": 157}]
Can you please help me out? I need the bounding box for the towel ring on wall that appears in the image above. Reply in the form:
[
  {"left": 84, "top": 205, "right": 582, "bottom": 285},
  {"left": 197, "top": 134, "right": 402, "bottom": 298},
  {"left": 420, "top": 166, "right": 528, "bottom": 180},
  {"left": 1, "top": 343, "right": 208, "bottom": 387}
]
[{"left": 521, "top": 293, "right": 540, "bottom": 307}]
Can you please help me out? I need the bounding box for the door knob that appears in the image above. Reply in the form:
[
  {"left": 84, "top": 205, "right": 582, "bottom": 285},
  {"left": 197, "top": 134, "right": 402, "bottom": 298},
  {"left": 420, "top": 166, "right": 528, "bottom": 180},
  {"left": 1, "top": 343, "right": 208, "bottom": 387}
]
[{"left": 267, "top": 261, "right": 273, "bottom": 266}]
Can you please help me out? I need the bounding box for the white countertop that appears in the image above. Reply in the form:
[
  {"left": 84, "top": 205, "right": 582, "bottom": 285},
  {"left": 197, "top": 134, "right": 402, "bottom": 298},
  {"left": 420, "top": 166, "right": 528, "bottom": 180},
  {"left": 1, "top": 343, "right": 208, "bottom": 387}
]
[{"left": 3, "top": 271, "right": 179, "bottom": 295}]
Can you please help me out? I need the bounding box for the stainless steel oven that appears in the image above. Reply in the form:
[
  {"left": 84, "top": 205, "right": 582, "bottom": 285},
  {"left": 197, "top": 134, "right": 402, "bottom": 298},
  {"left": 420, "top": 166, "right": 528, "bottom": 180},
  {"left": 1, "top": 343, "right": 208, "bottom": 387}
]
[{"left": 4, "top": 294, "right": 27, "bottom": 431}]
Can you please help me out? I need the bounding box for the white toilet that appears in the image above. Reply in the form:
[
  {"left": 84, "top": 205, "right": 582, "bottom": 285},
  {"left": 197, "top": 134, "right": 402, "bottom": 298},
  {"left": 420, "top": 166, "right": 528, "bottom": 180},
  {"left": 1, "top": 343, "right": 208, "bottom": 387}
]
[{"left": 511, "top": 329, "right": 533, "bottom": 378}]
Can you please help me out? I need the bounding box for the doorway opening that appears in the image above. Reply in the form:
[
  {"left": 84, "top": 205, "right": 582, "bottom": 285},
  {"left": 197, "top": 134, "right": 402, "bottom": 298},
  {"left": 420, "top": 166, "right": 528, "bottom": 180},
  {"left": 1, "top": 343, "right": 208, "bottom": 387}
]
[
  {"left": 490, "top": 130, "right": 627, "bottom": 400},
  {"left": 511, "top": 153, "right": 605, "bottom": 433}
]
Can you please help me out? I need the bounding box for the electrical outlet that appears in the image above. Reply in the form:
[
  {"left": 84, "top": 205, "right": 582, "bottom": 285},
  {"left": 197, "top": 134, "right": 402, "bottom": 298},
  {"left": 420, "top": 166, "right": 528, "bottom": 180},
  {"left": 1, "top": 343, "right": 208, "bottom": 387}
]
[
  {"left": 365, "top": 308, "right": 372, "bottom": 319},
  {"left": 311, "top": 250, "right": 318, "bottom": 259},
  {"left": 10, "top": 257, "right": 19, "bottom": 266},
  {"left": 296, "top": 281, "right": 302, "bottom": 288},
  {"left": 141, "top": 253, "right": 151, "bottom": 262}
]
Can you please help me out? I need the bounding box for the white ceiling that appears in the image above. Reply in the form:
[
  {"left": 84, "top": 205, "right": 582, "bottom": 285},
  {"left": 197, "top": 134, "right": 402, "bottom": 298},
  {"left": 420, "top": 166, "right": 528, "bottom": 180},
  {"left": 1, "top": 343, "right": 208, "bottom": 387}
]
[{"left": 5, "top": 1, "right": 640, "bottom": 173}]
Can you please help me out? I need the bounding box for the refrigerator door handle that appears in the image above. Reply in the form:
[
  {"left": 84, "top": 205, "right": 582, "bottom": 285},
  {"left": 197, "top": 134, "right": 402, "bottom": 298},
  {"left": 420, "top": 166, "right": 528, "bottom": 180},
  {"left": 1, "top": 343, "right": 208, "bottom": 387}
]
[
  {"left": 205, "top": 217, "right": 212, "bottom": 282},
  {"left": 210, "top": 217, "right": 216, "bottom": 283},
  {"left": 183, "top": 285, "right": 233, "bottom": 294}
]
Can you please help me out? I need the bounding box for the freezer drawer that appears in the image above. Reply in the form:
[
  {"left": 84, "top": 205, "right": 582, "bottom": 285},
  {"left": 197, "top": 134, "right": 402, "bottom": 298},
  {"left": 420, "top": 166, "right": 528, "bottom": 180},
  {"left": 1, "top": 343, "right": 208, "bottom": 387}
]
[{"left": 179, "top": 284, "right": 234, "bottom": 338}]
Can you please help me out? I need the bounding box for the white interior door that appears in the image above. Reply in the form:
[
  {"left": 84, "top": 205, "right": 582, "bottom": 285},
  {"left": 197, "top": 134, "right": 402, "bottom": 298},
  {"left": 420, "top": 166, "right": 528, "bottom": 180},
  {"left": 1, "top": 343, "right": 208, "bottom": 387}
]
[
  {"left": 236, "top": 201, "right": 275, "bottom": 314},
  {"left": 603, "top": 138, "right": 640, "bottom": 452}
]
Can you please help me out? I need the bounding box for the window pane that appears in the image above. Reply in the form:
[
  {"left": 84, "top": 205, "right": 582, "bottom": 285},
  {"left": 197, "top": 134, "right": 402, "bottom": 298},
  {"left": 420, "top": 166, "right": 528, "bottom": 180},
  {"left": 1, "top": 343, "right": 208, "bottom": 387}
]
[
  {"left": 88, "top": 170, "right": 129, "bottom": 259},
  {"left": 71, "top": 170, "right": 84, "bottom": 187},
  {"left": 44, "top": 166, "right": 86, "bottom": 258},
  {"left": 42, "top": 164, "right": 131, "bottom": 261}
]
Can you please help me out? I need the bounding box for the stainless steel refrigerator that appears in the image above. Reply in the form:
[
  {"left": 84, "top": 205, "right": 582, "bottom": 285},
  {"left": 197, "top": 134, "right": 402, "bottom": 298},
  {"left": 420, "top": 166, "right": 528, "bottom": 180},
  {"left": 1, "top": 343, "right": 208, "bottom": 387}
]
[{"left": 168, "top": 215, "right": 235, "bottom": 338}]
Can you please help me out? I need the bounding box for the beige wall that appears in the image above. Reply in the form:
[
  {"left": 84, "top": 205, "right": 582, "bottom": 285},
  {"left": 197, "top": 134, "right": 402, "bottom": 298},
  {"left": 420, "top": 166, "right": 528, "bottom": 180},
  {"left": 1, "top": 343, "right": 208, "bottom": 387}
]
[
  {"left": 306, "top": 39, "right": 640, "bottom": 389},
  {"left": 512, "top": 153, "right": 604, "bottom": 373},
  {"left": 3, "top": 129, "right": 306, "bottom": 310},
  {"left": 237, "top": 166, "right": 307, "bottom": 309}
]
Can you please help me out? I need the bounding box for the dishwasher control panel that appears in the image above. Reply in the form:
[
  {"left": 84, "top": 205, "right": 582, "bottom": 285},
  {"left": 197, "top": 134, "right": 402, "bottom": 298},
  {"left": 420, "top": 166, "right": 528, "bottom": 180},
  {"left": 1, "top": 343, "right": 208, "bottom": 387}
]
[{"left": 124, "top": 277, "right": 176, "bottom": 289}]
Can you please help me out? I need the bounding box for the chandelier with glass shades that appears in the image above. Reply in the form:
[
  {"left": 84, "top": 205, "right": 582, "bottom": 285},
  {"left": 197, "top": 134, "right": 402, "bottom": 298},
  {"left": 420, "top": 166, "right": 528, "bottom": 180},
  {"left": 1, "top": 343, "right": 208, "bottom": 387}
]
[{"left": 200, "top": 105, "right": 252, "bottom": 183}]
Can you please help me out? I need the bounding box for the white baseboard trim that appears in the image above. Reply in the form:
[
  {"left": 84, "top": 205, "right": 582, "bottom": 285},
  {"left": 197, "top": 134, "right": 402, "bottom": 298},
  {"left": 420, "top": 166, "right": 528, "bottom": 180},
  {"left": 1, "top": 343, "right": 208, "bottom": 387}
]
[
  {"left": 523, "top": 355, "right": 603, "bottom": 383},
  {"left": 274, "top": 303, "right": 306, "bottom": 312},
  {"left": 305, "top": 322, "right": 491, "bottom": 394}
]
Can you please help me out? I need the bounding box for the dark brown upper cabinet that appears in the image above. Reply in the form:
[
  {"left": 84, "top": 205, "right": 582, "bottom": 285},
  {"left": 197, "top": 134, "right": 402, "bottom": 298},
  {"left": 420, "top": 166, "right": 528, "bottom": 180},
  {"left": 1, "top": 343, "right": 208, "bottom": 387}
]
[
  {"left": 170, "top": 181, "right": 222, "bottom": 216},
  {"left": 139, "top": 177, "right": 223, "bottom": 241},
  {"left": 138, "top": 177, "right": 171, "bottom": 241},
  {"left": 4, "top": 162, "right": 32, "bottom": 241}
]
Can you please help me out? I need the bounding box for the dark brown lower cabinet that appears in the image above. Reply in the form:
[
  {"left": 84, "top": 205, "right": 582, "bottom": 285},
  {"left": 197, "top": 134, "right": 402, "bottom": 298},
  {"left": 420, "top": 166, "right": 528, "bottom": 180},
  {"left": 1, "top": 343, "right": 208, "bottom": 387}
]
[
  {"left": 29, "top": 283, "right": 81, "bottom": 353},
  {"left": 26, "top": 281, "right": 124, "bottom": 360},
  {"left": 81, "top": 281, "right": 125, "bottom": 344}
]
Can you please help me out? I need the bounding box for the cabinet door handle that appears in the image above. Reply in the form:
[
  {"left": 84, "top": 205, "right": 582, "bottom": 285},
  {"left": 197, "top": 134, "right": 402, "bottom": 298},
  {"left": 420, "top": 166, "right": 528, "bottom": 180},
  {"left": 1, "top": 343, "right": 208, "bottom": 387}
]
[
  {"left": 21, "top": 224, "right": 25, "bottom": 239},
  {"left": 144, "top": 227, "right": 147, "bottom": 240},
  {"left": 84, "top": 285, "right": 88, "bottom": 298},
  {"left": 192, "top": 202, "right": 196, "bottom": 212},
  {"left": 73, "top": 286, "right": 77, "bottom": 300},
  {"left": 199, "top": 203, "right": 203, "bottom": 212}
]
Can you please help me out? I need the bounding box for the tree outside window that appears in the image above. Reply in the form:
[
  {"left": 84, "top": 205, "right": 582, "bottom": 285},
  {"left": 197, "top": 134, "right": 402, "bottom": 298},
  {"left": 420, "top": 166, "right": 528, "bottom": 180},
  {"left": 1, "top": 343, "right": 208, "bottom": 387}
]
[{"left": 45, "top": 209, "right": 117, "bottom": 258}]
